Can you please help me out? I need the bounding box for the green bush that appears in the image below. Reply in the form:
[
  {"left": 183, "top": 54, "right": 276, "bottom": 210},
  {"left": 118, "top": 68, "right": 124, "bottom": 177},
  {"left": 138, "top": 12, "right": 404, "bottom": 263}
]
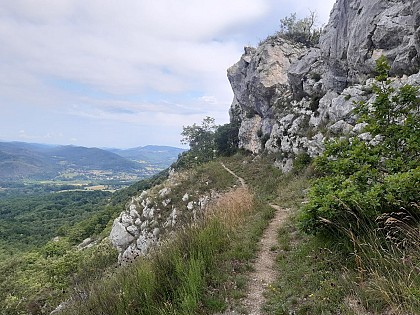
[
  {"left": 214, "top": 122, "right": 239, "bottom": 156},
  {"left": 180, "top": 116, "right": 217, "bottom": 166},
  {"left": 278, "top": 12, "right": 322, "bottom": 47},
  {"left": 299, "top": 56, "right": 420, "bottom": 238},
  {"left": 292, "top": 152, "right": 312, "bottom": 173},
  {"left": 175, "top": 118, "right": 240, "bottom": 168}
]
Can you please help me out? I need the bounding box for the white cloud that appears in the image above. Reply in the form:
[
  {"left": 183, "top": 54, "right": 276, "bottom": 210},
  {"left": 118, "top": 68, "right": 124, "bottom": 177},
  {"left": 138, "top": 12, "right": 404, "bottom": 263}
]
[
  {"left": 0, "top": 0, "right": 337, "bottom": 147},
  {"left": 18, "top": 129, "right": 63, "bottom": 141},
  {"left": 0, "top": 0, "right": 266, "bottom": 96}
]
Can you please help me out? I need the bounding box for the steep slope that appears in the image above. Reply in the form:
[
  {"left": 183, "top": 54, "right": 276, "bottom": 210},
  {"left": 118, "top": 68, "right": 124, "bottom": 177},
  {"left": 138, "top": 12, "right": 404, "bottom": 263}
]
[
  {"left": 109, "top": 161, "right": 237, "bottom": 263},
  {"left": 0, "top": 142, "right": 58, "bottom": 179}
]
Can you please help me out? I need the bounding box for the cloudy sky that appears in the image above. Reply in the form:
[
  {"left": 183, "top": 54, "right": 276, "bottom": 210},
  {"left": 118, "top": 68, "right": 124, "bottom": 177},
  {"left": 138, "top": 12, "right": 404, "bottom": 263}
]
[{"left": 0, "top": 0, "right": 335, "bottom": 148}]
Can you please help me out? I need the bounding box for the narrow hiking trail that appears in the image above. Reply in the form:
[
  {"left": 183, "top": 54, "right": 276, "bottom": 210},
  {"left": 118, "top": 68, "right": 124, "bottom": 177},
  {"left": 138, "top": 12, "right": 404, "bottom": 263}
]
[
  {"left": 220, "top": 163, "right": 290, "bottom": 315},
  {"left": 242, "top": 204, "right": 289, "bottom": 315},
  {"left": 220, "top": 162, "right": 246, "bottom": 187}
]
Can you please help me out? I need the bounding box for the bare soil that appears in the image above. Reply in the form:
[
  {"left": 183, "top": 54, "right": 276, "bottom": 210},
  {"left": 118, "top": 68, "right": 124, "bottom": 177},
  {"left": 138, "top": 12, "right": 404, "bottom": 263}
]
[
  {"left": 241, "top": 204, "right": 289, "bottom": 315},
  {"left": 218, "top": 163, "right": 289, "bottom": 315}
]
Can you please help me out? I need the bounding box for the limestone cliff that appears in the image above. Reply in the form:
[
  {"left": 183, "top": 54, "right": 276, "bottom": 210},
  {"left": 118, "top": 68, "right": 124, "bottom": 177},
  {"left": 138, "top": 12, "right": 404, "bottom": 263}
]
[{"left": 228, "top": 0, "right": 420, "bottom": 172}]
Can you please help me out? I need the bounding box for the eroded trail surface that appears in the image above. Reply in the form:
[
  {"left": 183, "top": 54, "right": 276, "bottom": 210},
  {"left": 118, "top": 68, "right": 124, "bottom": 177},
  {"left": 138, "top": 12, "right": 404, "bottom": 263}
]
[
  {"left": 219, "top": 163, "right": 289, "bottom": 315},
  {"left": 242, "top": 204, "right": 289, "bottom": 315}
]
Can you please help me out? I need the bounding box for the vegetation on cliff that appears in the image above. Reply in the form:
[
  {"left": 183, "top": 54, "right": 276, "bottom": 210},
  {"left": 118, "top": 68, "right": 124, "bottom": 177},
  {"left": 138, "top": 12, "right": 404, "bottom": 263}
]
[
  {"left": 278, "top": 11, "right": 322, "bottom": 47},
  {"left": 286, "top": 57, "right": 420, "bottom": 314},
  {"left": 300, "top": 57, "right": 419, "bottom": 238}
]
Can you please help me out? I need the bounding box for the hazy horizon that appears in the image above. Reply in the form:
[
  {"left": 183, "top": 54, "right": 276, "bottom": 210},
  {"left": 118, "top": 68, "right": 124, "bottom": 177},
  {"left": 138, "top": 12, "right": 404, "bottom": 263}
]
[
  {"left": 0, "top": 0, "right": 335, "bottom": 148},
  {"left": 0, "top": 139, "right": 186, "bottom": 150}
]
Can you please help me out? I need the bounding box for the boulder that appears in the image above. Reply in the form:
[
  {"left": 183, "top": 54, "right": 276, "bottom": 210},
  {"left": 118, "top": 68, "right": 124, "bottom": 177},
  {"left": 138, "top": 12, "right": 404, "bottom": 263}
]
[
  {"left": 227, "top": 37, "right": 305, "bottom": 121},
  {"left": 109, "top": 219, "right": 135, "bottom": 251},
  {"left": 238, "top": 116, "right": 263, "bottom": 154}
]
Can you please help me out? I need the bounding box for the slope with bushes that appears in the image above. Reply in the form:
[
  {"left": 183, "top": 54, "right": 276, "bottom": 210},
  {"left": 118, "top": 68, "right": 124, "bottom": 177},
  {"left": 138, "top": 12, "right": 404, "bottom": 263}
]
[{"left": 264, "top": 58, "right": 419, "bottom": 315}]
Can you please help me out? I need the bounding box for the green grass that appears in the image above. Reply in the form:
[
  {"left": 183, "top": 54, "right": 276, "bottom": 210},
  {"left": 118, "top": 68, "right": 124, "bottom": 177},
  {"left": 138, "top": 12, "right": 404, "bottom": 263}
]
[
  {"left": 347, "top": 224, "right": 420, "bottom": 314},
  {"left": 59, "top": 188, "right": 274, "bottom": 315},
  {"left": 221, "top": 153, "right": 289, "bottom": 201},
  {"left": 264, "top": 217, "right": 420, "bottom": 315},
  {"left": 169, "top": 160, "right": 237, "bottom": 209},
  {"left": 61, "top": 219, "right": 230, "bottom": 315},
  {"left": 264, "top": 219, "right": 353, "bottom": 314}
]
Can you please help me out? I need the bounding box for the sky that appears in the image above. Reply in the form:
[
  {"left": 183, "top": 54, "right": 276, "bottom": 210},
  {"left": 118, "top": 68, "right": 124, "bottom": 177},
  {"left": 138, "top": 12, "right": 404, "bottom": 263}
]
[{"left": 0, "top": 0, "right": 336, "bottom": 149}]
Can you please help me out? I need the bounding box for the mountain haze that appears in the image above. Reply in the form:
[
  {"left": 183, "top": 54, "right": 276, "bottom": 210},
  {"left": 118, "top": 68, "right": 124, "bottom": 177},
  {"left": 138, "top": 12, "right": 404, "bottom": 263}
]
[
  {"left": 0, "top": 142, "right": 184, "bottom": 181},
  {"left": 108, "top": 145, "right": 186, "bottom": 167}
]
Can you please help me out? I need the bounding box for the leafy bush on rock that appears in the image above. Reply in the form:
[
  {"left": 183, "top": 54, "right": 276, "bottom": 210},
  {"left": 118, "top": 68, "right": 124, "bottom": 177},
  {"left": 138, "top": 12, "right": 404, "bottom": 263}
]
[{"left": 299, "top": 56, "right": 420, "bottom": 238}]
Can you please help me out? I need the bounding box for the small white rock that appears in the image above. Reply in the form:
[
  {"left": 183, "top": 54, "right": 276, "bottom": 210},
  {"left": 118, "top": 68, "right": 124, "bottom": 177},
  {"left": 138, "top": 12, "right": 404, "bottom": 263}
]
[{"left": 187, "top": 201, "right": 194, "bottom": 211}]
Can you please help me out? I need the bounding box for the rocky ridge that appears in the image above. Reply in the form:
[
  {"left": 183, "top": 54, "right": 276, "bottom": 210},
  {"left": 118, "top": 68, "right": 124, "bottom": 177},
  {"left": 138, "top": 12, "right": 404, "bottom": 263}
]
[
  {"left": 109, "top": 167, "right": 231, "bottom": 263},
  {"left": 228, "top": 0, "right": 420, "bottom": 172}
]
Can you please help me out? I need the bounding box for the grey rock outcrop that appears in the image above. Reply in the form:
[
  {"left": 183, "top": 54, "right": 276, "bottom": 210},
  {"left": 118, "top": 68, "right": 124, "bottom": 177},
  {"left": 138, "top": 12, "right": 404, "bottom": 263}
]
[
  {"left": 228, "top": 0, "right": 419, "bottom": 171},
  {"left": 109, "top": 170, "right": 220, "bottom": 264},
  {"left": 228, "top": 38, "right": 306, "bottom": 154},
  {"left": 320, "top": 0, "right": 420, "bottom": 91}
]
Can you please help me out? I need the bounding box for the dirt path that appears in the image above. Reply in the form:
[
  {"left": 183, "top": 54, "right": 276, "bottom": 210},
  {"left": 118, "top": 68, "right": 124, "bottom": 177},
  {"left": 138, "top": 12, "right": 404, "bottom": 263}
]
[
  {"left": 219, "top": 163, "right": 289, "bottom": 315},
  {"left": 220, "top": 162, "right": 246, "bottom": 187},
  {"left": 241, "top": 204, "right": 289, "bottom": 315}
]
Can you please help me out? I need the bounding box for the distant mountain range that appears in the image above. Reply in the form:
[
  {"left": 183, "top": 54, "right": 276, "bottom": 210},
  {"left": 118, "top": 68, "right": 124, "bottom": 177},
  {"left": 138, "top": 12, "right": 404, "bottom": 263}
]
[
  {"left": 0, "top": 142, "right": 185, "bottom": 181},
  {"left": 107, "top": 145, "right": 185, "bottom": 167}
]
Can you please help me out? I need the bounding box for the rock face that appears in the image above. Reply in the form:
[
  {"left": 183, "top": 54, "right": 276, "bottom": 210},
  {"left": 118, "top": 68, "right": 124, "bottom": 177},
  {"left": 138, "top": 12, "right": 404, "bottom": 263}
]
[
  {"left": 320, "top": 0, "right": 420, "bottom": 91},
  {"left": 109, "top": 170, "right": 217, "bottom": 264},
  {"left": 228, "top": 0, "right": 420, "bottom": 171},
  {"left": 228, "top": 39, "right": 305, "bottom": 154}
]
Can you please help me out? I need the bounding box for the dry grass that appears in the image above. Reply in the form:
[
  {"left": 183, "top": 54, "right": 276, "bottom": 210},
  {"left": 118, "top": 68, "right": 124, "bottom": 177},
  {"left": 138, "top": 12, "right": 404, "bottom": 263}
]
[
  {"left": 329, "top": 211, "right": 420, "bottom": 314},
  {"left": 206, "top": 187, "right": 254, "bottom": 228},
  {"left": 59, "top": 169, "right": 259, "bottom": 315},
  {"left": 352, "top": 222, "right": 420, "bottom": 314}
]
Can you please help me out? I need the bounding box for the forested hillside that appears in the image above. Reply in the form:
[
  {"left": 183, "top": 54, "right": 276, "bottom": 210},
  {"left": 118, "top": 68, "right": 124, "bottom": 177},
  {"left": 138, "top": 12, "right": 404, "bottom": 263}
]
[{"left": 107, "top": 145, "right": 185, "bottom": 169}]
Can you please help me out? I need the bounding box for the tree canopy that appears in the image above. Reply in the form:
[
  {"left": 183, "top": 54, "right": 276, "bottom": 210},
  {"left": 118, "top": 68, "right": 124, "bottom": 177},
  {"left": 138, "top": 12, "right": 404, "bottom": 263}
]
[{"left": 175, "top": 117, "right": 239, "bottom": 168}]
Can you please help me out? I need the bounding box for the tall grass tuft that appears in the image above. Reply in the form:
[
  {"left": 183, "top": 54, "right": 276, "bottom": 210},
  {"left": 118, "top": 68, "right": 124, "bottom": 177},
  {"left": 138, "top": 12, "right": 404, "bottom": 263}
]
[
  {"left": 350, "top": 214, "right": 420, "bottom": 314},
  {"left": 325, "top": 208, "right": 420, "bottom": 314},
  {"left": 206, "top": 187, "right": 254, "bottom": 228}
]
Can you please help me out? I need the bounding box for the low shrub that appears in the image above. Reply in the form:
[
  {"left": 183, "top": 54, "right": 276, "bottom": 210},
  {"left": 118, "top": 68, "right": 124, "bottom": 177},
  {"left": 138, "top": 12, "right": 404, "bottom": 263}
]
[{"left": 299, "top": 56, "right": 420, "bottom": 238}]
